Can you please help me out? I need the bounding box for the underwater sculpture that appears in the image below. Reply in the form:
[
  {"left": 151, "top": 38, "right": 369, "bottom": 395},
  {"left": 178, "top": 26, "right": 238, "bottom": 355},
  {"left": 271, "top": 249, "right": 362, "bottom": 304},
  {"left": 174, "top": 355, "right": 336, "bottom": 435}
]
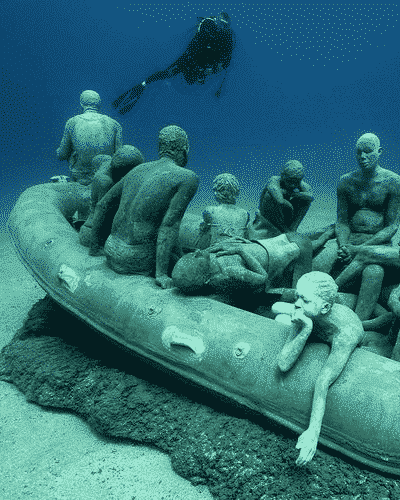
[
  {"left": 89, "top": 125, "right": 199, "bottom": 289},
  {"left": 388, "top": 284, "right": 400, "bottom": 361},
  {"left": 313, "top": 133, "right": 400, "bottom": 321},
  {"left": 172, "top": 232, "right": 312, "bottom": 294},
  {"left": 79, "top": 146, "right": 144, "bottom": 246},
  {"left": 56, "top": 90, "right": 123, "bottom": 185},
  {"left": 8, "top": 180, "right": 400, "bottom": 476},
  {"left": 255, "top": 160, "right": 314, "bottom": 238},
  {"left": 112, "top": 12, "right": 235, "bottom": 114},
  {"left": 273, "top": 271, "right": 365, "bottom": 466},
  {"left": 197, "top": 173, "right": 251, "bottom": 249}
]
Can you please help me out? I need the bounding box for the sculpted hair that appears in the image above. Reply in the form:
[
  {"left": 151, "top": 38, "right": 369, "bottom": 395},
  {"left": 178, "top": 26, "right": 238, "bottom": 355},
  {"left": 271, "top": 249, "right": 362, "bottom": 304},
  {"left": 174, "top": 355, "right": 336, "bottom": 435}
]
[
  {"left": 158, "top": 125, "right": 189, "bottom": 157},
  {"left": 212, "top": 173, "right": 240, "bottom": 204},
  {"left": 80, "top": 90, "right": 101, "bottom": 108},
  {"left": 297, "top": 271, "right": 338, "bottom": 306},
  {"left": 282, "top": 160, "right": 304, "bottom": 179}
]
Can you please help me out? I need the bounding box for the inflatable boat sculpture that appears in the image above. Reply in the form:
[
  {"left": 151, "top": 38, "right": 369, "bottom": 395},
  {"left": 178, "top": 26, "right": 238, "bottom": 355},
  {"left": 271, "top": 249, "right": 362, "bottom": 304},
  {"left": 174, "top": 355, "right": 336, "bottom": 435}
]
[{"left": 7, "top": 182, "right": 400, "bottom": 476}]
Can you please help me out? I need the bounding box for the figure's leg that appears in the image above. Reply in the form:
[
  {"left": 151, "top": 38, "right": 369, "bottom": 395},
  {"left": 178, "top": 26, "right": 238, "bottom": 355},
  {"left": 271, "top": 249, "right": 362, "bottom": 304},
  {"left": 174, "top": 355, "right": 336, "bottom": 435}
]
[
  {"left": 250, "top": 210, "right": 282, "bottom": 239},
  {"left": 335, "top": 245, "right": 400, "bottom": 289},
  {"left": 355, "top": 264, "right": 385, "bottom": 320},
  {"left": 259, "top": 191, "right": 287, "bottom": 233},
  {"left": 311, "top": 224, "right": 336, "bottom": 253},
  {"left": 312, "top": 239, "right": 339, "bottom": 273}
]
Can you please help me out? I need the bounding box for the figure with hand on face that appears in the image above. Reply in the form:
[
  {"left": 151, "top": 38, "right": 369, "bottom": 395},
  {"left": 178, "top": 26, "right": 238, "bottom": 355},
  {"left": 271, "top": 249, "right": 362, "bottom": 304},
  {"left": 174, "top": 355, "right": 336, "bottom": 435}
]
[{"left": 273, "top": 271, "right": 364, "bottom": 466}]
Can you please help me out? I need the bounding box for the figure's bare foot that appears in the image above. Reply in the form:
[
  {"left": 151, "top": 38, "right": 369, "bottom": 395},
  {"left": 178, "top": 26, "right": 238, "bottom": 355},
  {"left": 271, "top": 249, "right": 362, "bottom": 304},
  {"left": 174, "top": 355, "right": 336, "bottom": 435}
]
[{"left": 295, "top": 428, "right": 318, "bottom": 466}]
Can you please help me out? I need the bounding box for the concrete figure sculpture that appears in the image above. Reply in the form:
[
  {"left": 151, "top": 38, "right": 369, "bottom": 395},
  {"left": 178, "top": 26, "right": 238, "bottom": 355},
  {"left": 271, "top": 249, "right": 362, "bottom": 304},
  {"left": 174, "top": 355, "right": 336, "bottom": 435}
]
[
  {"left": 273, "top": 271, "right": 365, "bottom": 466},
  {"left": 197, "top": 173, "right": 251, "bottom": 249},
  {"left": 56, "top": 90, "right": 123, "bottom": 185},
  {"left": 89, "top": 125, "right": 199, "bottom": 289}
]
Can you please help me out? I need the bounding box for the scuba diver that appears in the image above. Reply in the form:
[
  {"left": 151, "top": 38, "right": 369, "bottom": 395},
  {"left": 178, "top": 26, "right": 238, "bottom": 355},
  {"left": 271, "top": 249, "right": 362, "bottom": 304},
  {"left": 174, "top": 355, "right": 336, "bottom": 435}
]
[{"left": 112, "top": 12, "right": 235, "bottom": 114}]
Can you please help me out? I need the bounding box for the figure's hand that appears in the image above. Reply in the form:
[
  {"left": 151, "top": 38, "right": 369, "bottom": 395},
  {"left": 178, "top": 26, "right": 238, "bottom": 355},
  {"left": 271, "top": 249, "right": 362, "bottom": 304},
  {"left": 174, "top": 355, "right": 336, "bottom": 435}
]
[
  {"left": 155, "top": 275, "right": 174, "bottom": 289},
  {"left": 337, "top": 245, "right": 352, "bottom": 263},
  {"left": 296, "top": 428, "right": 319, "bottom": 466},
  {"left": 208, "top": 238, "right": 250, "bottom": 255},
  {"left": 291, "top": 308, "right": 313, "bottom": 329},
  {"left": 292, "top": 191, "right": 313, "bottom": 201}
]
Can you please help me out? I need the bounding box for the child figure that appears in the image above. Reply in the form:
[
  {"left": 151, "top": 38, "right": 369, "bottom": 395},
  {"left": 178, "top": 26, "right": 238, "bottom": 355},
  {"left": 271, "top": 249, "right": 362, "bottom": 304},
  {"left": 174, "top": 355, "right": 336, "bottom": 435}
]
[
  {"left": 272, "top": 271, "right": 365, "bottom": 466},
  {"left": 198, "top": 173, "right": 251, "bottom": 249}
]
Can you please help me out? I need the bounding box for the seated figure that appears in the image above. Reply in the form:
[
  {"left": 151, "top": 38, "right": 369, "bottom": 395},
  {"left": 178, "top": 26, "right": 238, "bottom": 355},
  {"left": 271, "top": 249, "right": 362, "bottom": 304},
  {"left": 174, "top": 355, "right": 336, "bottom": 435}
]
[
  {"left": 272, "top": 271, "right": 365, "bottom": 466},
  {"left": 89, "top": 125, "right": 199, "bottom": 289},
  {"left": 172, "top": 232, "right": 312, "bottom": 295},
  {"left": 314, "top": 133, "right": 400, "bottom": 321},
  {"left": 79, "top": 146, "right": 144, "bottom": 246},
  {"left": 256, "top": 160, "right": 314, "bottom": 237},
  {"left": 56, "top": 90, "right": 123, "bottom": 185},
  {"left": 197, "top": 173, "right": 251, "bottom": 249}
]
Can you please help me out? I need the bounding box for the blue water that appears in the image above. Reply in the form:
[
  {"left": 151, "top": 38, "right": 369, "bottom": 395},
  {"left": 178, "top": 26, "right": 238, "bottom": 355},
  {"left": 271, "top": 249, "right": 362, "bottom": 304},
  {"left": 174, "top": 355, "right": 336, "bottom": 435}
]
[{"left": 1, "top": 0, "right": 399, "bottom": 229}]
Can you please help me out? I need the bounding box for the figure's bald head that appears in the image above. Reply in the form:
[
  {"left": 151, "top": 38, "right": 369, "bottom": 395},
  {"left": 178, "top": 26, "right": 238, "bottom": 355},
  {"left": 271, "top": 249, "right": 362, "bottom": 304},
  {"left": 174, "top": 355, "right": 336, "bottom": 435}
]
[
  {"left": 355, "top": 133, "right": 382, "bottom": 172},
  {"left": 158, "top": 125, "right": 189, "bottom": 167},
  {"left": 80, "top": 90, "right": 101, "bottom": 109},
  {"left": 356, "top": 133, "right": 380, "bottom": 150},
  {"left": 172, "top": 250, "right": 212, "bottom": 293},
  {"left": 110, "top": 145, "right": 145, "bottom": 182}
]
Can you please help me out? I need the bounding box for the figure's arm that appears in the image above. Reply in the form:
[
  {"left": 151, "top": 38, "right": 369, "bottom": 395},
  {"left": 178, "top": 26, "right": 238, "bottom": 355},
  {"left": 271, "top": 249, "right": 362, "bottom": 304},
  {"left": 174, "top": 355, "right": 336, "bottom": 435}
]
[
  {"left": 335, "top": 179, "right": 353, "bottom": 263},
  {"left": 89, "top": 180, "right": 124, "bottom": 256},
  {"left": 213, "top": 245, "right": 267, "bottom": 287},
  {"left": 296, "top": 329, "right": 359, "bottom": 466},
  {"left": 277, "top": 311, "right": 313, "bottom": 372},
  {"left": 293, "top": 181, "right": 314, "bottom": 201},
  {"left": 56, "top": 118, "right": 74, "bottom": 161},
  {"left": 155, "top": 174, "right": 199, "bottom": 288},
  {"left": 243, "top": 211, "right": 251, "bottom": 239},
  {"left": 197, "top": 209, "right": 212, "bottom": 249},
  {"left": 267, "top": 176, "right": 286, "bottom": 205}
]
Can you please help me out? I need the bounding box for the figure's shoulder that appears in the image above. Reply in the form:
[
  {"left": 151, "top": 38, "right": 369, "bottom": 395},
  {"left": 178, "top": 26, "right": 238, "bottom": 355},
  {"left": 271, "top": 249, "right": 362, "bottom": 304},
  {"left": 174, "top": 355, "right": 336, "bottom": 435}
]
[
  {"left": 337, "top": 171, "right": 358, "bottom": 190},
  {"left": 338, "top": 170, "right": 357, "bottom": 182},
  {"left": 180, "top": 167, "right": 200, "bottom": 184},
  {"left": 99, "top": 114, "right": 122, "bottom": 128},
  {"left": 331, "top": 304, "right": 363, "bottom": 337},
  {"left": 269, "top": 175, "right": 281, "bottom": 184},
  {"left": 65, "top": 116, "right": 78, "bottom": 128},
  {"left": 379, "top": 168, "right": 400, "bottom": 184}
]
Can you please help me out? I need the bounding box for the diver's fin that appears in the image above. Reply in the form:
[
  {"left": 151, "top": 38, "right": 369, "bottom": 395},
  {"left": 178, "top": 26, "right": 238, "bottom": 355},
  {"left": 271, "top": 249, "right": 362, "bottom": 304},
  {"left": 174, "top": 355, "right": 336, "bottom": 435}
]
[{"left": 112, "top": 83, "right": 146, "bottom": 113}]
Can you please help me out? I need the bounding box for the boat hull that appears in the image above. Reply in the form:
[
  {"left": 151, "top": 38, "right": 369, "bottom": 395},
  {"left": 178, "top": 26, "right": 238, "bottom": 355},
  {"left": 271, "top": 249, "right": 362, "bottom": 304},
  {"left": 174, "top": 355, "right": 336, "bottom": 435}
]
[{"left": 7, "top": 183, "right": 400, "bottom": 475}]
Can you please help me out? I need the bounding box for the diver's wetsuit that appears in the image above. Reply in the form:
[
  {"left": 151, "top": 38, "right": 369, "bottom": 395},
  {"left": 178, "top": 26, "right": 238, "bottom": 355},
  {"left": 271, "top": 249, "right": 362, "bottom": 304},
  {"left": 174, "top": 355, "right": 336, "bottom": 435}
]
[{"left": 113, "top": 15, "right": 235, "bottom": 114}]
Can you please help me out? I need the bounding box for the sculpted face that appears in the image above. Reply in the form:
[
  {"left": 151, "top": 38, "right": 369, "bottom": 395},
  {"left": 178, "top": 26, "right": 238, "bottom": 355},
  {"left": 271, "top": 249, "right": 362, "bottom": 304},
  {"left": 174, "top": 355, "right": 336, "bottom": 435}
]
[
  {"left": 356, "top": 138, "right": 382, "bottom": 173},
  {"left": 281, "top": 173, "right": 303, "bottom": 191},
  {"left": 294, "top": 281, "right": 330, "bottom": 319}
]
